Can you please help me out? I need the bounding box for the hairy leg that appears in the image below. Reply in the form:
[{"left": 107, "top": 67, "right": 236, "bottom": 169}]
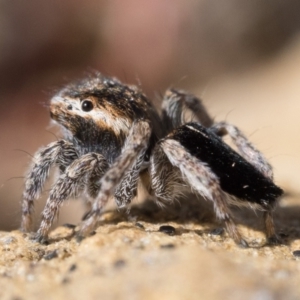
[
  {"left": 114, "top": 150, "right": 146, "bottom": 208},
  {"left": 211, "top": 121, "right": 278, "bottom": 242},
  {"left": 78, "top": 120, "right": 151, "bottom": 238},
  {"left": 161, "top": 138, "right": 248, "bottom": 247},
  {"left": 86, "top": 156, "right": 109, "bottom": 199},
  {"left": 161, "top": 89, "right": 214, "bottom": 131},
  {"left": 211, "top": 121, "right": 273, "bottom": 180},
  {"left": 36, "top": 153, "right": 107, "bottom": 242},
  {"left": 264, "top": 211, "right": 280, "bottom": 245},
  {"left": 149, "top": 145, "right": 184, "bottom": 206},
  {"left": 80, "top": 155, "right": 110, "bottom": 219},
  {"left": 22, "top": 140, "right": 78, "bottom": 232}
]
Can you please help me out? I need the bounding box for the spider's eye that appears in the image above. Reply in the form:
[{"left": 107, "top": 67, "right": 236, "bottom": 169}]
[{"left": 81, "top": 100, "right": 94, "bottom": 112}]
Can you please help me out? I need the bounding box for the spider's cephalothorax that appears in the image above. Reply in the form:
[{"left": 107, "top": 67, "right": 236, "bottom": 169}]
[{"left": 21, "top": 74, "right": 283, "bottom": 247}]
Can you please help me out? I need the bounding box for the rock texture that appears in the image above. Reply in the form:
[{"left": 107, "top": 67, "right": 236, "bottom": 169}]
[{"left": 0, "top": 196, "right": 300, "bottom": 300}]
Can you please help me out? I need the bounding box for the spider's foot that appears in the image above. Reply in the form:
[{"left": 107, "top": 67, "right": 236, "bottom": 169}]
[
  {"left": 78, "top": 214, "right": 98, "bottom": 239},
  {"left": 267, "top": 235, "right": 282, "bottom": 246},
  {"left": 20, "top": 215, "right": 33, "bottom": 233},
  {"left": 224, "top": 220, "right": 248, "bottom": 248},
  {"left": 32, "top": 233, "right": 49, "bottom": 245},
  {"left": 76, "top": 234, "right": 86, "bottom": 243},
  {"left": 237, "top": 238, "right": 249, "bottom": 249},
  {"left": 81, "top": 210, "right": 92, "bottom": 221}
]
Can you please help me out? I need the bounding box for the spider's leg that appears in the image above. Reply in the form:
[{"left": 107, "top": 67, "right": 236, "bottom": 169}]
[
  {"left": 211, "top": 121, "right": 273, "bottom": 180},
  {"left": 86, "top": 156, "right": 109, "bottom": 199},
  {"left": 36, "top": 153, "right": 107, "bottom": 242},
  {"left": 263, "top": 210, "right": 280, "bottom": 244},
  {"left": 150, "top": 145, "right": 184, "bottom": 206},
  {"left": 114, "top": 150, "right": 146, "bottom": 208},
  {"left": 211, "top": 122, "right": 280, "bottom": 243},
  {"left": 22, "top": 140, "right": 78, "bottom": 232},
  {"left": 78, "top": 121, "right": 151, "bottom": 238},
  {"left": 160, "top": 138, "right": 248, "bottom": 247},
  {"left": 161, "top": 89, "right": 214, "bottom": 131},
  {"left": 81, "top": 155, "right": 110, "bottom": 219}
]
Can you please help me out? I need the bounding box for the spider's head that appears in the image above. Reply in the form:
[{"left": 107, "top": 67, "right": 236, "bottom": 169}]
[
  {"left": 50, "top": 74, "right": 150, "bottom": 140},
  {"left": 49, "top": 74, "right": 158, "bottom": 158}
]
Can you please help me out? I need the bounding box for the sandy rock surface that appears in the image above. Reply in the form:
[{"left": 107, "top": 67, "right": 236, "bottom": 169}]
[
  {"left": 1, "top": 35, "right": 300, "bottom": 300},
  {"left": 0, "top": 196, "right": 300, "bottom": 300}
]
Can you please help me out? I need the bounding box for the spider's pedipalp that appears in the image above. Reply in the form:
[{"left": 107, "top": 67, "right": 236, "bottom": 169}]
[
  {"left": 36, "top": 153, "right": 108, "bottom": 241},
  {"left": 78, "top": 120, "right": 151, "bottom": 238},
  {"left": 212, "top": 121, "right": 273, "bottom": 180},
  {"left": 22, "top": 140, "right": 78, "bottom": 232}
]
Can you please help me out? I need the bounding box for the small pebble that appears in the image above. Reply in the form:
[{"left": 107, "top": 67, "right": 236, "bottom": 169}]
[
  {"left": 292, "top": 250, "right": 300, "bottom": 257},
  {"left": 210, "top": 228, "right": 224, "bottom": 236},
  {"left": 69, "top": 264, "right": 77, "bottom": 272},
  {"left": 43, "top": 250, "right": 58, "bottom": 260},
  {"left": 160, "top": 243, "right": 175, "bottom": 249},
  {"left": 62, "top": 277, "right": 70, "bottom": 284},
  {"left": 135, "top": 222, "right": 144, "bottom": 229},
  {"left": 114, "top": 259, "right": 126, "bottom": 268},
  {"left": 159, "top": 225, "right": 176, "bottom": 236}
]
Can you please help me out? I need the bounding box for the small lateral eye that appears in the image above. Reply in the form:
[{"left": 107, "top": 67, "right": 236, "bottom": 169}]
[{"left": 81, "top": 100, "right": 94, "bottom": 112}]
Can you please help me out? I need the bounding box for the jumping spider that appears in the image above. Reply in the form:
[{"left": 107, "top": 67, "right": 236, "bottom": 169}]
[{"left": 22, "top": 73, "right": 283, "bottom": 247}]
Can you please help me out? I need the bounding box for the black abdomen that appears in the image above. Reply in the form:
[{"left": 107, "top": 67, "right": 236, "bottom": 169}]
[{"left": 169, "top": 123, "right": 283, "bottom": 209}]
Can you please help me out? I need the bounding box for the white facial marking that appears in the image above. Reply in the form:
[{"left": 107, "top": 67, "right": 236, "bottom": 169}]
[{"left": 51, "top": 96, "right": 131, "bottom": 135}]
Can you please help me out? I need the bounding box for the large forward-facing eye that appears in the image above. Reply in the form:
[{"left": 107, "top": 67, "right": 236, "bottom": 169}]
[{"left": 81, "top": 100, "right": 94, "bottom": 112}]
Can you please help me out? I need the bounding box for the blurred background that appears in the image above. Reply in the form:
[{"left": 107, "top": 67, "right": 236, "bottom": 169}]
[{"left": 1, "top": 0, "right": 300, "bottom": 230}]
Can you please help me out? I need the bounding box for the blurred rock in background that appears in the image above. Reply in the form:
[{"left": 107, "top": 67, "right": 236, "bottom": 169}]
[{"left": 1, "top": 0, "right": 300, "bottom": 230}]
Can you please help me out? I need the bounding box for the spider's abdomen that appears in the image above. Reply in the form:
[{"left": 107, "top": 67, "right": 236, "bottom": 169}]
[{"left": 168, "top": 122, "right": 283, "bottom": 209}]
